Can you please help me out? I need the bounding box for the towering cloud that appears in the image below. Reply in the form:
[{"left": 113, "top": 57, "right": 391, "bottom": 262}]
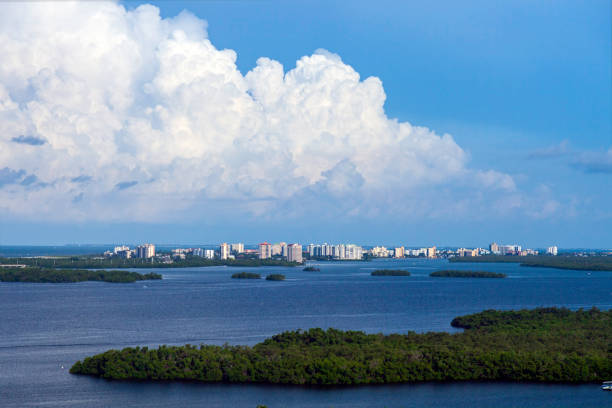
[{"left": 0, "top": 1, "right": 514, "bottom": 222}]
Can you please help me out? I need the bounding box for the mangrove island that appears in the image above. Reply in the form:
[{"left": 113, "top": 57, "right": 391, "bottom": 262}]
[
  {"left": 0, "top": 267, "right": 161, "bottom": 283},
  {"left": 71, "top": 307, "right": 611, "bottom": 384}
]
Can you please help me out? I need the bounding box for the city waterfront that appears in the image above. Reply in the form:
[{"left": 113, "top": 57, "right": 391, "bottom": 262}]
[{"left": 1, "top": 258, "right": 611, "bottom": 407}]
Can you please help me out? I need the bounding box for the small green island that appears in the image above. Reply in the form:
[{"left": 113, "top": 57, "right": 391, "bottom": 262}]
[
  {"left": 70, "top": 307, "right": 612, "bottom": 384},
  {"left": 265, "top": 274, "right": 285, "bottom": 281},
  {"left": 231, "top": 272, "right": 261, "bottom": 279},
  {"left": 303, "top": 266, "right": 320, "bottom": 272},
  {"left": 371, "top": 269, "right": 411, "bottom": 276},
  {"left": 430, "top": 270, "right": 506, "bottom": 278},
  {"left": 0, "top": 267, "right": 161, "bottom": 283}
]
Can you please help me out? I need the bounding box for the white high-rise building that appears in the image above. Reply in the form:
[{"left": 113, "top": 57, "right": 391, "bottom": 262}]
[
  {"left": 136, "top": 243, "right": 155, "bottom": 258},
  {"left": 258, "top": 242, "right": 272, "bottom": 259},
  {"left": 546, "top": 246, "right": 558, "bottom": 256},
  {"left": 394, "top": 247, "right": 405, "bottom": 258},
  {"left": 280, "top": 242, "right": 288, "bottom": 258},
  {"left": 204, "top": 249, "right": 215, "bottom": 259},
  {"left": 219, "top": 243, "right": 230, "bottom": 260},
  {"left": 287, "top": 244, "right": 302, "bottom": 263}
]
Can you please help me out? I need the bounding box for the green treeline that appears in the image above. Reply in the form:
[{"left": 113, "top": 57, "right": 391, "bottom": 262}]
[
  {"left": 0, "top": 256, "right": 299, "bottom": 270},
  {"left": 231, "top": 272, "right": 261, "bottom": 279},
  {"left": 265, "top": 274, "right": 285, "bottom": 281},
  {"left": 0, "top": 267, "right": 161, "bottom": 283},
  {"left": 371, "top": 269, "right": 411, "bottom": 276},
  {"left": 70, "top": 307, "right": 612, "bottom": 384},
  {"left": 430, "top": 270, "right": 506, "bottom": 278},
  {"left": 450, "top": 255, "right": 612, "bottom": 271}
]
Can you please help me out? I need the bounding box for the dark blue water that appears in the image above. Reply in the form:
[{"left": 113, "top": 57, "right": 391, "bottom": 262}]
[{"left": 1, "top": 258, "right": 611, "bottom": 407}]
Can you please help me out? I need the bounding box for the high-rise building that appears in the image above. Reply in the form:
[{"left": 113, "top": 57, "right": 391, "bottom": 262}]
[
  {"left": 287, "top": 243, "right": 302, "bottom": 263},
  {"left": 136, "top": 243, "right": 155, "bottom": 258},
  {"left": 219, "top": 243, "right": 230, "bottom": 260},
  {"left": 546, "top": 246, "right": 558, "bottom": 256},
  {"left": 280, "top": 242, "right": 288, "bottom": 258},
  {"left": 258, "top": 242, "right": 272, "bottom": 259},
  {"left": 271, "top": 243, "right": 282, "bottom": 256},
  {"left": 489, "top": 242, "right": 499, "bottom": 254},
  {"left": 345, "top": 244, "right": 363, "bottom": 260},
  {"left": 231, "top": 243, "right": 244, "bottom": 254},
  {"left": 426, "top": 246, "right": 437, "bottom": 258},
  {"left": 204, "top": 249, "right": 215, "bottom": 259},
  {"left": 394, "top": 247, "right": 405, "bottom": 258}
]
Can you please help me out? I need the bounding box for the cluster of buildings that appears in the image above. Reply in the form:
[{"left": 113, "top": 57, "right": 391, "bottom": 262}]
[
  {"left": 488, "top": 242, "right": 539, "bottom": 256},
  {"left": 104, "top": 244, "right": 156, "bottom": 259},
  {"left": 306, "top": 243, "right": 364, "bottom": 260},
  {"left": 103, "top": 240, "right": 561, "bottom": 263},
  {"left": 369, "top": 246, "right": 437, "bottom": 258}
]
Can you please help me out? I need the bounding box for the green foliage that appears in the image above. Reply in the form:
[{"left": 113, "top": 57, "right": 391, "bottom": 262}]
[
  {"left": 231, "top": 272, "right": 261, "bottom": 279},
  {"left": 265, "top": 274, "right": 285, "bottom": 281},
  {"left": 449, "top": 255, "right": 612, "bottom": 271},
  {"left": 0, "top": 256, "right": 299, "bottom": 269},
  {"left": 0, "top": 267, "right": 161, "bottom": 283},
  {"left": 371, "top": 269, "right": 411, "bottom": 276},
  {"left": 303, "top": 267, "right": 320, "bottom": 272},
  {"left": 430, "top": 270, "right": 506, "bottom": 278},
  {"left": 70, "top": 308, "right": 612, "bottom": 384}
]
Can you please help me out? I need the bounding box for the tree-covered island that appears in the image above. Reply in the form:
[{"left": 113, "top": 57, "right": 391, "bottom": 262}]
[
  {"left": 430, "top": 270, "right": 506, "bottom": 278},
  {"left": 371, "top": 269, "right": 411, "bottom": 276},
  {"left": 303, "top": 266, "right": 320, "bottom": 272},
  {"left": 0, "top": 267, "right": 161, "bottom": 283},
  {"left": 70, "top": 307, "right": 612, "bottom": 384}
]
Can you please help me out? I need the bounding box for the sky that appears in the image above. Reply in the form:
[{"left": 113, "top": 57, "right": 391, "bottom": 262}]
[{"left": 0, "top": 0, "right": 610, "bottom": 248}]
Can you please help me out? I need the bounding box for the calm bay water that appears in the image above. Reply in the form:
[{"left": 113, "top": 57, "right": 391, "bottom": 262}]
[{"left": 1, "top": 257, "right": 611, "bottom": 407}]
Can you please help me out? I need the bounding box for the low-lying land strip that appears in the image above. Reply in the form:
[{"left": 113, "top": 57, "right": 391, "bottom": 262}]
[
  {"left": 70, "top": 307, "right": 611, "bottom": 384},
  {"left": 450, "top": 255, "right": 612, "bottom": 271},
  {"left": 0, "top": 256, "right": 299, "bottom": 269},
  {"left": 0, "top": 267, "right": 161, "bottom": 283},
  {"left": 303, "top": 266, "right": 320, "bottom": 272},
  {"left": 371, "top": 269, "right": 411, "bottom": 276},
  {"left": 265, "top": 274, "right": 285, "bottom": 281},
  {"left": 430, "top": 270, "right": 506, "bottom": 278}
]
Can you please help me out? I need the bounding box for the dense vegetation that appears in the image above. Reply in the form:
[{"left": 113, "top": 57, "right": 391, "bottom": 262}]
[
  {"left": 0, "top": 256, "right": 299, "bottom": 269},
  {"left": 303, "top": 266, "right": 320, "bottom": 272},
  {"left": 450, "top": 255, "right": 612, "bottom": 271},
  {"left": 71, "top": 307, "right": 612, "bottom": 384},
  {"left": 0, "top": 267, "right": 161, "bottom": 283},
  {"left": 231, "top": 272, "right": 261, "bottom": 279},
  {"left": 371, "top": 269, "right": 411, "bottom": 276},
  {"left": 265, "top": 274, "right": 285, "bottom": 281},
  {"left": 430, "top": 270, "right": 506, "bottom": 278}
]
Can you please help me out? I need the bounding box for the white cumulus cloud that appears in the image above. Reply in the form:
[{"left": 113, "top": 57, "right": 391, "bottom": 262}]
[{"left": 0, "top": 1, "right": 518, "bottom": 223}]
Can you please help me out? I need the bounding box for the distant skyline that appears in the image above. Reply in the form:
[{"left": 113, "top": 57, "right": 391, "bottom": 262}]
[{"left": 0, "top": 1, "right": 610, "bottom": 247}]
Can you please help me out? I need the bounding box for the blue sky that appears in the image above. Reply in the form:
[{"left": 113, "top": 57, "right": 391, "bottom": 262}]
[{"left": 0, "top": 0, "right": 610, "bottom": 247}]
